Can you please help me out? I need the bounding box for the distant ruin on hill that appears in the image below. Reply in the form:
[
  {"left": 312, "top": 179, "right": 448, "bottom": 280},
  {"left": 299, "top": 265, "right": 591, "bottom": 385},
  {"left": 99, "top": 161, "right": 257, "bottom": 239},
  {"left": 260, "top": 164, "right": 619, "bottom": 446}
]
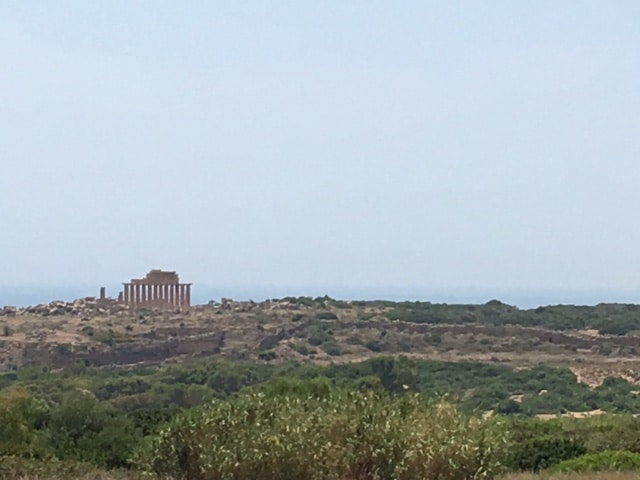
[{"left": 101, "top": 269, "right": 192, "bottom": 309}]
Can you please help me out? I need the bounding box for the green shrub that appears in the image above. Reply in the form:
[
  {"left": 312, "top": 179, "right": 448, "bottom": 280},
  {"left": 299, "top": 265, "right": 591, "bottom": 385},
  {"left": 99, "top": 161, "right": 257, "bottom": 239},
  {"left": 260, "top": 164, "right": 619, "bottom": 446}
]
[
  {"left": 136, "top": 389, "right": 509, "bottom": 480},
  {"left": 329, "top": 300, "right": 351, "bottom": 309},
  {"left": 81, "top": 326, "right": 95, "bottom": 337},
  {"left": 320, "top": 341, "right": 342, "bottom": 356},
  {"left": 509, "top": 437, "right": 587, "bottom": 472},
  {"left": 97, "top": 334, "right": 117, "bottom": 347},
  {"left": 308, "top": 326, "right": 333, "bottom": 346},
  {"left": 365, "top": 340, "right": 384, "bottom": 352},
  {"left": 308, "top": 335, "right": 324, "bottom": 346},
  {"left": 316, "top": 311, "right": 338, "bottom": 320},
  {"left": 48, "top": 390, "right": 138, "bottom": 468},
  {"left": 548, "top": 450, "right": 640, "bottom": 473},
  {"left": 288, "top": 343, "right": 309, "bottom": 355},
  {"left": 281, "top": 296, "right": 315, "bottom": 307},
  {"left": 258, "top": 351, "right": 277, "bottom": 361}
]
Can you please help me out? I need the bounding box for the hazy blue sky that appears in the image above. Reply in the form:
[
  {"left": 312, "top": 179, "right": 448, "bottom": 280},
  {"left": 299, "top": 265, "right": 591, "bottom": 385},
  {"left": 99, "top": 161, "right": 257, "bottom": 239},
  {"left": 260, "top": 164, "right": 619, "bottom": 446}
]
[{"left": 2, "top": 2, "right": 640, "bottom": 305}]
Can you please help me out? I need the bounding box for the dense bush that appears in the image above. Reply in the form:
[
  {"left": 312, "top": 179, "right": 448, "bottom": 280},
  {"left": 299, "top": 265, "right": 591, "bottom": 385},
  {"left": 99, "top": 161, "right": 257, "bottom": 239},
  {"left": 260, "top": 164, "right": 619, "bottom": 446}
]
[
  {"left": 508, "top": 437, "right": 587, "bottom": 472},
  {"left": 548, "top": 450, "right": 640, "bottom": 473},
  {"left": 137, "top": 387, "right": 509, "bottom": 480},
  {"left": 6, "top": 355, "right": 640, "bottom": 475},
  {"left": 380, "top": 300, "right": 640, "bottom": 335},
  {"left": 315, "top": 311, "right": 338, "bottom": 320},
  {"left": 320, "top": 341, "right": 342, "bottom": 356}
]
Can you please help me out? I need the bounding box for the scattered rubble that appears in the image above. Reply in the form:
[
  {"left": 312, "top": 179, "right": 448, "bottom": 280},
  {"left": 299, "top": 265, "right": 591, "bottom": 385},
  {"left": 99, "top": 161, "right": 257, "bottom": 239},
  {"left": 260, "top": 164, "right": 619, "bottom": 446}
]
[
  {"left": 0, "top": 298, "right": 131, "bottom": 317},
  {"left": 0, "top": 297, "right": 305, "bottom": 319}
]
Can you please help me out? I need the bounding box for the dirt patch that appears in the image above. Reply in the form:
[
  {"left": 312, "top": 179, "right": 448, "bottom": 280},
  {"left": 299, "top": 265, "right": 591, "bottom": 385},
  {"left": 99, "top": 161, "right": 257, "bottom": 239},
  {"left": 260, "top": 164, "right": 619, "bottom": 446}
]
[
  {"left": 537, "top": 409, "right": 604, "bottom": 420},
  {"left": 572, "top": 364, "right": 640, "bottom": 388}
]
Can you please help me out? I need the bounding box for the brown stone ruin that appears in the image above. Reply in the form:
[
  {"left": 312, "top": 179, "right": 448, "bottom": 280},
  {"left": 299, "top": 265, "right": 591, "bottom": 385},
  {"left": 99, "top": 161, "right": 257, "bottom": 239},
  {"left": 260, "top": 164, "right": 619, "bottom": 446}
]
[{"left": 121, "top": 269, "right": 191, "bottom": 309}]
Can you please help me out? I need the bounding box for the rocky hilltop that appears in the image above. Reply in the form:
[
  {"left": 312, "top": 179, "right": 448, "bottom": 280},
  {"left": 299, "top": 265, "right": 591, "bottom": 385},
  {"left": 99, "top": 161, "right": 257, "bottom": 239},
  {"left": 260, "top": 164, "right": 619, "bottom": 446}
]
[
  {"left": 1, "top": 297, "right": 130, "bottom": 317},
  {"left": 2, "top": 296, "right": 640, "bottom": 386}
]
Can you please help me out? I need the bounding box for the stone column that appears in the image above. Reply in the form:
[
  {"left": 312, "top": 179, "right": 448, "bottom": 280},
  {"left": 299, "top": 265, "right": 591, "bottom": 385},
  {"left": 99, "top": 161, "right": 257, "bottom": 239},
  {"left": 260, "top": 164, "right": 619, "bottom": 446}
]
[
  {"left": 123, "top": 284, "right": 130, "bottom": 304},
  {"left": 185, "top": 284, "right": 191, "bottom": 308},
  {"left": 163, "top": 284, "right": 169, "bottom": 306},
  {"left": 135, "top": 284, "right": 141, "bottom": 306}
]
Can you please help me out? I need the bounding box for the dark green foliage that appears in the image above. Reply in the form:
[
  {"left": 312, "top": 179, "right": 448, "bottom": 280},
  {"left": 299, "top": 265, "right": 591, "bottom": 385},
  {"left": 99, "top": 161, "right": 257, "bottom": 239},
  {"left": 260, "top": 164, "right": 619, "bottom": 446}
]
[
  {"left": 6, "top": 355, "right": 640, "bottom": 474},
  {"left": 365, "top": 340, "right": 385, "bottom": 352},
  {"left": 279, "top": 296, "right": 316, "bottom": 307},
  {"left": 509, "top": 437, "right": 587, "bottom": 472},
  {"left": 328, "top": 299, "right": 352, "bottom": 309},
  {"left": 128, "top": 406, "right": 181, "bottom": 436},
  {"left": 506, "top": 414, "right": 640, "bottom": 472},
  {"left": 320, "top": 341, "right": 342, "bottom": 356},
  {"left": 374, "top": 300, "right": 640, "bottom": 335},
  {"left": 548, "top": 450, "right": 640, "bottom": 473},
  {"left": 47, "top": 390, "right": 138, "bottom": 468},
  {"left": 258, "top": 350, "right": 278, "bottom": 361},
  {"left": 81, "top": 325, "right": 95, "bottom": 336},
  {"left": 288, "top": 343, "right": 309, "bottom": 355},
  {"left": 307, "top": 325, "right": 334, "bottom": 346},
  {"left": 258, "top": 330, "right": 285, "bottom": 351},
  {"left": 315, "top": 311, "right": 338, "bottom": 320},
  {"left": 495, "top": 399, "right": 523, "bottom": 415}
]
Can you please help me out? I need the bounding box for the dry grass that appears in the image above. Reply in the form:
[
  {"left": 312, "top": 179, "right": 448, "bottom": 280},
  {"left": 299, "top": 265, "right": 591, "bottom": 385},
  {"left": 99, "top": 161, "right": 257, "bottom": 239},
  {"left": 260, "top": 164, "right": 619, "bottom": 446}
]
[
  {"left": 5, "top": 301, "right": 640, "bottom": 383},
  {"left": 501, "top": 472, "right": 640, "bottom": 480},
  {"left": 4, "top": 470, "right": 640, "bottom": 480},
  {"left": 0, "top": 473, "right": 140, "bottom": 480}
]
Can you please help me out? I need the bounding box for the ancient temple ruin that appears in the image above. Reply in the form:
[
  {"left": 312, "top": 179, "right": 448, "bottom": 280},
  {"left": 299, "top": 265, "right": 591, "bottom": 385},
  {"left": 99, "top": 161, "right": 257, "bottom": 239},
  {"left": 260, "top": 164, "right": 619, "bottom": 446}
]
[{"left": 121, "top": 269, "right": 191, "bottom": 308}]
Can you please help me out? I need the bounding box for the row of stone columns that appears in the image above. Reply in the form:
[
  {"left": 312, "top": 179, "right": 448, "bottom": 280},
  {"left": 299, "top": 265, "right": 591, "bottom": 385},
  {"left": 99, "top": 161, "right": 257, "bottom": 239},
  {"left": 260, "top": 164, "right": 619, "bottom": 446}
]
[{"left": 122, "top": 283, "right": 191, "bottom": 308}]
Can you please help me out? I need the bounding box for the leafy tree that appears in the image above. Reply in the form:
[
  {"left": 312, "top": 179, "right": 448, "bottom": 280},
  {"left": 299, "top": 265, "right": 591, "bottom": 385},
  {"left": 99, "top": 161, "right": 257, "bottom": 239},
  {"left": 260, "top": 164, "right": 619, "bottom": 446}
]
[{"left": 0, "top": 386, "right": 50, "bottom": 458}]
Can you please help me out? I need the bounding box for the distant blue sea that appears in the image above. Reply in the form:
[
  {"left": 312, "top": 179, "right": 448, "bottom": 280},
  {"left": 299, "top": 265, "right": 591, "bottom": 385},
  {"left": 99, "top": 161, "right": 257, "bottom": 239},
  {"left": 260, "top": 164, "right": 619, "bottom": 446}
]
[{"left": 2, "top": 285, "right": 640, "bottom": 309}]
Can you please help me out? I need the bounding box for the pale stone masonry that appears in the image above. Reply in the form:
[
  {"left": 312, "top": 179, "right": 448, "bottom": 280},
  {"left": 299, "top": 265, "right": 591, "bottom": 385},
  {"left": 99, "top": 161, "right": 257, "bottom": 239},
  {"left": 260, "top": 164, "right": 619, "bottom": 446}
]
[{"left": 121, "top": 269, "right": 191, "bottom": 308}]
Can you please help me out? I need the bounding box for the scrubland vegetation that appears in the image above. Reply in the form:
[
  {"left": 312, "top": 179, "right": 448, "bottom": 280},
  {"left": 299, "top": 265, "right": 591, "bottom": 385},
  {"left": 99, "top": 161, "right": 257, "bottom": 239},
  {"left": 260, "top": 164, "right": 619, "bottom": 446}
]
[
  {"left": 138, "top": 384, "right": 507, "bottom": 480},
  {"left": 3, "top": 297, "right": 640, "bottom": 478},
  {"left": 1, "top": 355, "right": 640, "bottom": 478},
  {"left": 380, "top": 299, "right": 640, "bottom": 335}
]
